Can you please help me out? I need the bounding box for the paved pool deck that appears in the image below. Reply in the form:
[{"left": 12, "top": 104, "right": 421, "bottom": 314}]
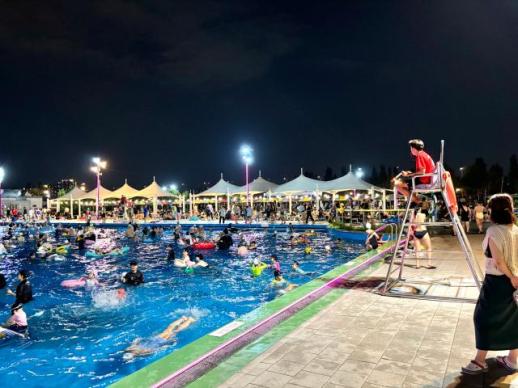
[{"left": 199, "top": 234, "right": 518, "bottom": 388}]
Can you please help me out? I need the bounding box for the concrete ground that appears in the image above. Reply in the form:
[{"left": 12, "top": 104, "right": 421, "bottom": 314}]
[{"left": 216, "top": 234, "right": 518, "bottom": 388}]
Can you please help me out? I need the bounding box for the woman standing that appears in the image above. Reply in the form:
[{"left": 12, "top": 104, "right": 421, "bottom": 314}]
[
  {"left": 474, "top": 202, "right": 486, "bottom": 234},
  {"left": 458, "top": 199, "right": 471, "bottom": 233},
  {"left": 462, "top": 194, "right": 518, "bottom": 375},
  {"left": 413, "top": 209, "right": 434, "bottom": 269}
]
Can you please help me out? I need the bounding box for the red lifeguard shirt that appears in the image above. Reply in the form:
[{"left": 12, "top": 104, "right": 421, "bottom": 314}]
[{"left": 415, "top": 150, "right": 435, "bottom": 184}]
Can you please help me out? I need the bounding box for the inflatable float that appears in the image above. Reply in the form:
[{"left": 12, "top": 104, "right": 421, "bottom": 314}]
[
  {"left": 192, "top": 242, "right": 216, "bottom": 250},
  {"left": 61, "top": 278, "right": 86, "bottom": 288}
]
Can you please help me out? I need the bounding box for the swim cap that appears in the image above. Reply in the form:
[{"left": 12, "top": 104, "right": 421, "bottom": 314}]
[{"left": 129, "top": 260, "right": 138, "bottom": 266}]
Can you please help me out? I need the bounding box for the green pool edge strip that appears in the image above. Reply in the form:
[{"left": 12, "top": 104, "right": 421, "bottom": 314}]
[
  {"left": 110, "top": 245, "right": 392, "bottom": 388},
  {"left": 187, "top": 258, "right": 385, "bottom": 388}
]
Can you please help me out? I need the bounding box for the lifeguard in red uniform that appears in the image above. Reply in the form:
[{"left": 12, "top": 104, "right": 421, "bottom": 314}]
[{"left": 393, "top": 139, "right": 435, "bottom": 204}]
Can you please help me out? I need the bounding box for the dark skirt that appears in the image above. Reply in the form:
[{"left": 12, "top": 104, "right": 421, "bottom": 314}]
[{"left": 474, "top": 274, "right": 518, "bottom": 350}]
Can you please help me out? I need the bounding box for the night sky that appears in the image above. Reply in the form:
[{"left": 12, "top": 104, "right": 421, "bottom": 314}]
[{"left": 1, "top": 1, "right": 517, "bottom": 190}]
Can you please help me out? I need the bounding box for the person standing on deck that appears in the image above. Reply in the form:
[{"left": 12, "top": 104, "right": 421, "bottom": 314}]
[
  {"left": 462, "top": 194, "right": 518, "bottom": 375},
  {"left": 305, "top": 203, "right": 315, "bottom": 224},
  {"left": 218, "top": 206, "right": 226, "bottom": 224},
  {"left": 474, "top": 202, "right": 486, "bottom": 234}
]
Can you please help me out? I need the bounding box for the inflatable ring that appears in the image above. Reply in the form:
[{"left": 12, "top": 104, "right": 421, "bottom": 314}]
[
  {"left": 192, "top": 242, "right": 216, "bottom": 250},
  {"left": 184, "top": 267, "right": 194, "bottom": 274}
]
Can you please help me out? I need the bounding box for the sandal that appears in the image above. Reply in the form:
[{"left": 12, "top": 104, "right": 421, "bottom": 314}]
[
  {"left": 496, "top": 356, "right": 518, "bottom": 372},
  {"left": 461, "top": 360, "right": 488, "bottom": 375}
]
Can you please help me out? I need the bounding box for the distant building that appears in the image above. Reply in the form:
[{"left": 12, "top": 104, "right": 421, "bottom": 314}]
[{"left": 1, "top": 189, "right": 43, "bottom": 211}]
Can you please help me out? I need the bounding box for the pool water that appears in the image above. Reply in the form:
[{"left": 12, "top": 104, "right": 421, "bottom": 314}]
[{"left": 0, "top": 226, "right": 362, "bottom": 387}]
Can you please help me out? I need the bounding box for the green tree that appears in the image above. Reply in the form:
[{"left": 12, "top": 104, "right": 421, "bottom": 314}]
[
  {"left": 323, "top": 166, "right": 336, "bottom": 181},
  {"left": 461, "top": 158, "right": 488, "bottom": 197},
  {"left": 487, "top": 164, "right": 504, "bottom": 194}
]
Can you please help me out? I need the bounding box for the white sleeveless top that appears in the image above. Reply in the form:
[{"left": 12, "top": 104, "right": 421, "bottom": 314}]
[{"left": 483, "top": 224, "right": 518, "bottom": 276}]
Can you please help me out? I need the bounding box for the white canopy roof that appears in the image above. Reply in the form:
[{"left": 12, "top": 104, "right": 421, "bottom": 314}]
[
  {"left": 107, "top": 179, "right": 140, "bottom": 199},
  {"left": 234, "top": 171, "right": 278, "bottom": 194},
  {"left": 135, "top": 178, "right": 175, "bottom": 198},
  {"left": 320, "top": 171, "right": 385, "bottom": 193},
  {"left": 56, "top": 186, "right": 86, "bottom": 201},
  {"left": 197, "top": 174, "right": 241, "bottom": 196},
  {"left": 77, "top": 186, "right": 115, "bottom": 201},
  {"left": 272, "top": 169, "right": 322, "bottom": 195}
]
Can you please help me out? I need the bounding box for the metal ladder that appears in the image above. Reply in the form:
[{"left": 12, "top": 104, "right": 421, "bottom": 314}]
[{"left": 381, "top": 140, "right": 484, "bottom": 302}]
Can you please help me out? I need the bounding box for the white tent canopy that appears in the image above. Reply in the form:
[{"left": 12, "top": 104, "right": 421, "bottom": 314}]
[
  {"left": 135, "top": 177, "right": 175, "bottom": 198},
  {"left": 56, "top": 186, "right": 85, "bottom": 201},
  {"left": 234, "top": 171, "right": 278, "bottom": 194},
  {"left": 272, "top": 169, "right": 322, "bottom": 195},
  {"left": 108, "top": 179, "right": 141, "bottom": 199},
  {"left": 77, "top": 186, "right": 114, "bottom": 201},
  {"left": 197, "top": 174, "right": 241, "bottom": 196},
  {"left": 320, "top": 171, "right": 385, "bottom": 193}
]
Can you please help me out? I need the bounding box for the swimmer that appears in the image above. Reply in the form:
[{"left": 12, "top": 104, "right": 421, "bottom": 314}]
[
  {"left": 2, "top": 302, "right": 28, "bottom": 335},
  {"left": 84, "top": 271, "right": 100, "bottom": 288},
  {"left": 124, "top": 316, "right": 196, "bottom": 358},
  {"left": 291, "top": 261, "right": 307, "bottom": 275},
  {"left": 250, "top": 259, "right": 268, "bottom": 277},
  {"left": 7, "top": 270, "right": 33, "bottom": 306},
  {"left": 304, "top": 246, "right": 312, "bottom": 254},
  {"left": 248, "top": 241, "right": 257, "bottom": 250},
  {"left": 270, "top": 270, "right": 297, "bottom": 293},
  {"left": 166, "top": 244, "right": 175, "bottom": 260},
  {"left": 365, "top": 227, "right": 380, "bottom": 251},
  {"left": 121, "top": 261, "right": 144, "bottom": 285},
  {"left": 194, "top": 253, "right": 208, "bottom": 267},
  {"left": 270, "top": 255, "right": 281, "bottom": 273},
  {"left": 92, "top": 288, "right": 126, "bottom": 308}
]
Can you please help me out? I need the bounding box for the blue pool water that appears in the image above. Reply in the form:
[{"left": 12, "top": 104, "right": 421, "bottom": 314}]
[{"left": 0, "top": 225, "right": 362, "bottom": 387}]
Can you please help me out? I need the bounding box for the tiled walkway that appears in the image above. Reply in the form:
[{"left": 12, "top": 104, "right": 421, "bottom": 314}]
[{"left": 213, "top": 235, "right": 518, "bottom": 388}]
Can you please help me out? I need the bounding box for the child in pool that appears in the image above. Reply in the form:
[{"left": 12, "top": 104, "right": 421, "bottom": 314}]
[{"left": 124, "top": 316, "right": 196, "bottom": 358}]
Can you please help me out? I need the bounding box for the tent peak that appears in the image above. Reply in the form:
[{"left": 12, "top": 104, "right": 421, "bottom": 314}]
[
  {"left": 258, "top": 170, "right": 262, "bottom": 177},
  {"left": 220, "top": 172, "right": 224, "bottom": 179}
]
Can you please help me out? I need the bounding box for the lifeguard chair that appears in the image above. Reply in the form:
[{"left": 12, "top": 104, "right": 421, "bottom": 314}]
[{"left": 381, "top": 140, "right": 484, "bottom": 302}]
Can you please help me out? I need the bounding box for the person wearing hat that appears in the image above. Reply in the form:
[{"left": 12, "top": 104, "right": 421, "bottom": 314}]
[
  {"left": 122, "top": 261, "right": 144, "bottom": 285},
  {"left": 250, "top": 258, "right": 267, "bottom": 277},
  {"left": 6, "top": 269, "right": 33, "bottom": 307},
  {"left": 392, "top": 139, "right": 436, "bottom": 205},
  {"left": 3, "top": 302, "right": 28, "bottom": 334}
]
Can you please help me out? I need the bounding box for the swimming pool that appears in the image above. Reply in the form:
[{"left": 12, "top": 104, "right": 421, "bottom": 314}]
[{"left": 0, "top": 225, "right": 362, "bottom": 387}]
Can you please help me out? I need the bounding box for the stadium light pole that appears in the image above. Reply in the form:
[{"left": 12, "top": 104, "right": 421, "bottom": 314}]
[
  {"left": 355, "top": 167, "right": 364, "bottom": 179},
  {"left": 90, "top": 157, "right": 107, "bottom": 219},
  {"left": 240, "top": 145, "right": 253, "bottom": 205},
  {"left": 0, "top": 167, "right": 5, "bottom": 218}
]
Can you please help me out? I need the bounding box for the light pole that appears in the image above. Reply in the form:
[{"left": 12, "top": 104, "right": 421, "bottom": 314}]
[
  {"left": 240, "top": 145, "right": 254, "bottom": 205},
  {"left": 90, "top": 157, "right": 107, "bottom": 219},
  {"left": 0, "top": 167, "right": 4, "bottom": 218}
]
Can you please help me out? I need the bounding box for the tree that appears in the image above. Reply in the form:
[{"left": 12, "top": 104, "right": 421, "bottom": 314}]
[
  {"left": 461, "top": 158, "right": 488, "bottom": 197},
  {"left": 340, "top": 164, "right": 349, "bottom": 176},
  {"left": 487, "top": 164, "right": 504, "bottom": 194},
  {"left": 508, "top": 154, "right": 518, "bottom": 194}
]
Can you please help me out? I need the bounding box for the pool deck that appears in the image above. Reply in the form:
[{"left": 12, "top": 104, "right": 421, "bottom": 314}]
[{"left": 198, "top": 234, "right": 518, "bottom": 388}]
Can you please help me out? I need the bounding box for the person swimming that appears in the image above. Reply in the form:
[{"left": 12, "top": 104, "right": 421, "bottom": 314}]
[
  {"left": 92, "top": 288, "right": 126, "bottom": 308},
  {"left": 270, "top": 270, "right": 297, "bottom": 293},
  {"left": 291, "top": 261, "right": 307, "bottom": 275},
  {"left": 166, "top": 244, "right": 176, "bottom": 260},
  {"left": 250, "top": 259, "right": 268, "bottom": 277},
  {"left": 194, "top": 253, "right": 208, "bottom": 267},
  {"left": 84, "top": 270, "right": 100, "bottom": 288},
  {"left": 124, "top": 316, "right": 196, "bottom": 358},
  {"left": 2, "top": 302, "right": 28, "bottom": 335},
  {"left": 270, "top": 255, "right": 281, "bottom": 273},
  {"left": 121, "top": 261, "right": 144, "bottom": 285}
]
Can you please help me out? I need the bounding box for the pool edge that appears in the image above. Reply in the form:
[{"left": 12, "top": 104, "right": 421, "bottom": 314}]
[{"left": 110, "top": 241, "right": 398, "bottom": 388}]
